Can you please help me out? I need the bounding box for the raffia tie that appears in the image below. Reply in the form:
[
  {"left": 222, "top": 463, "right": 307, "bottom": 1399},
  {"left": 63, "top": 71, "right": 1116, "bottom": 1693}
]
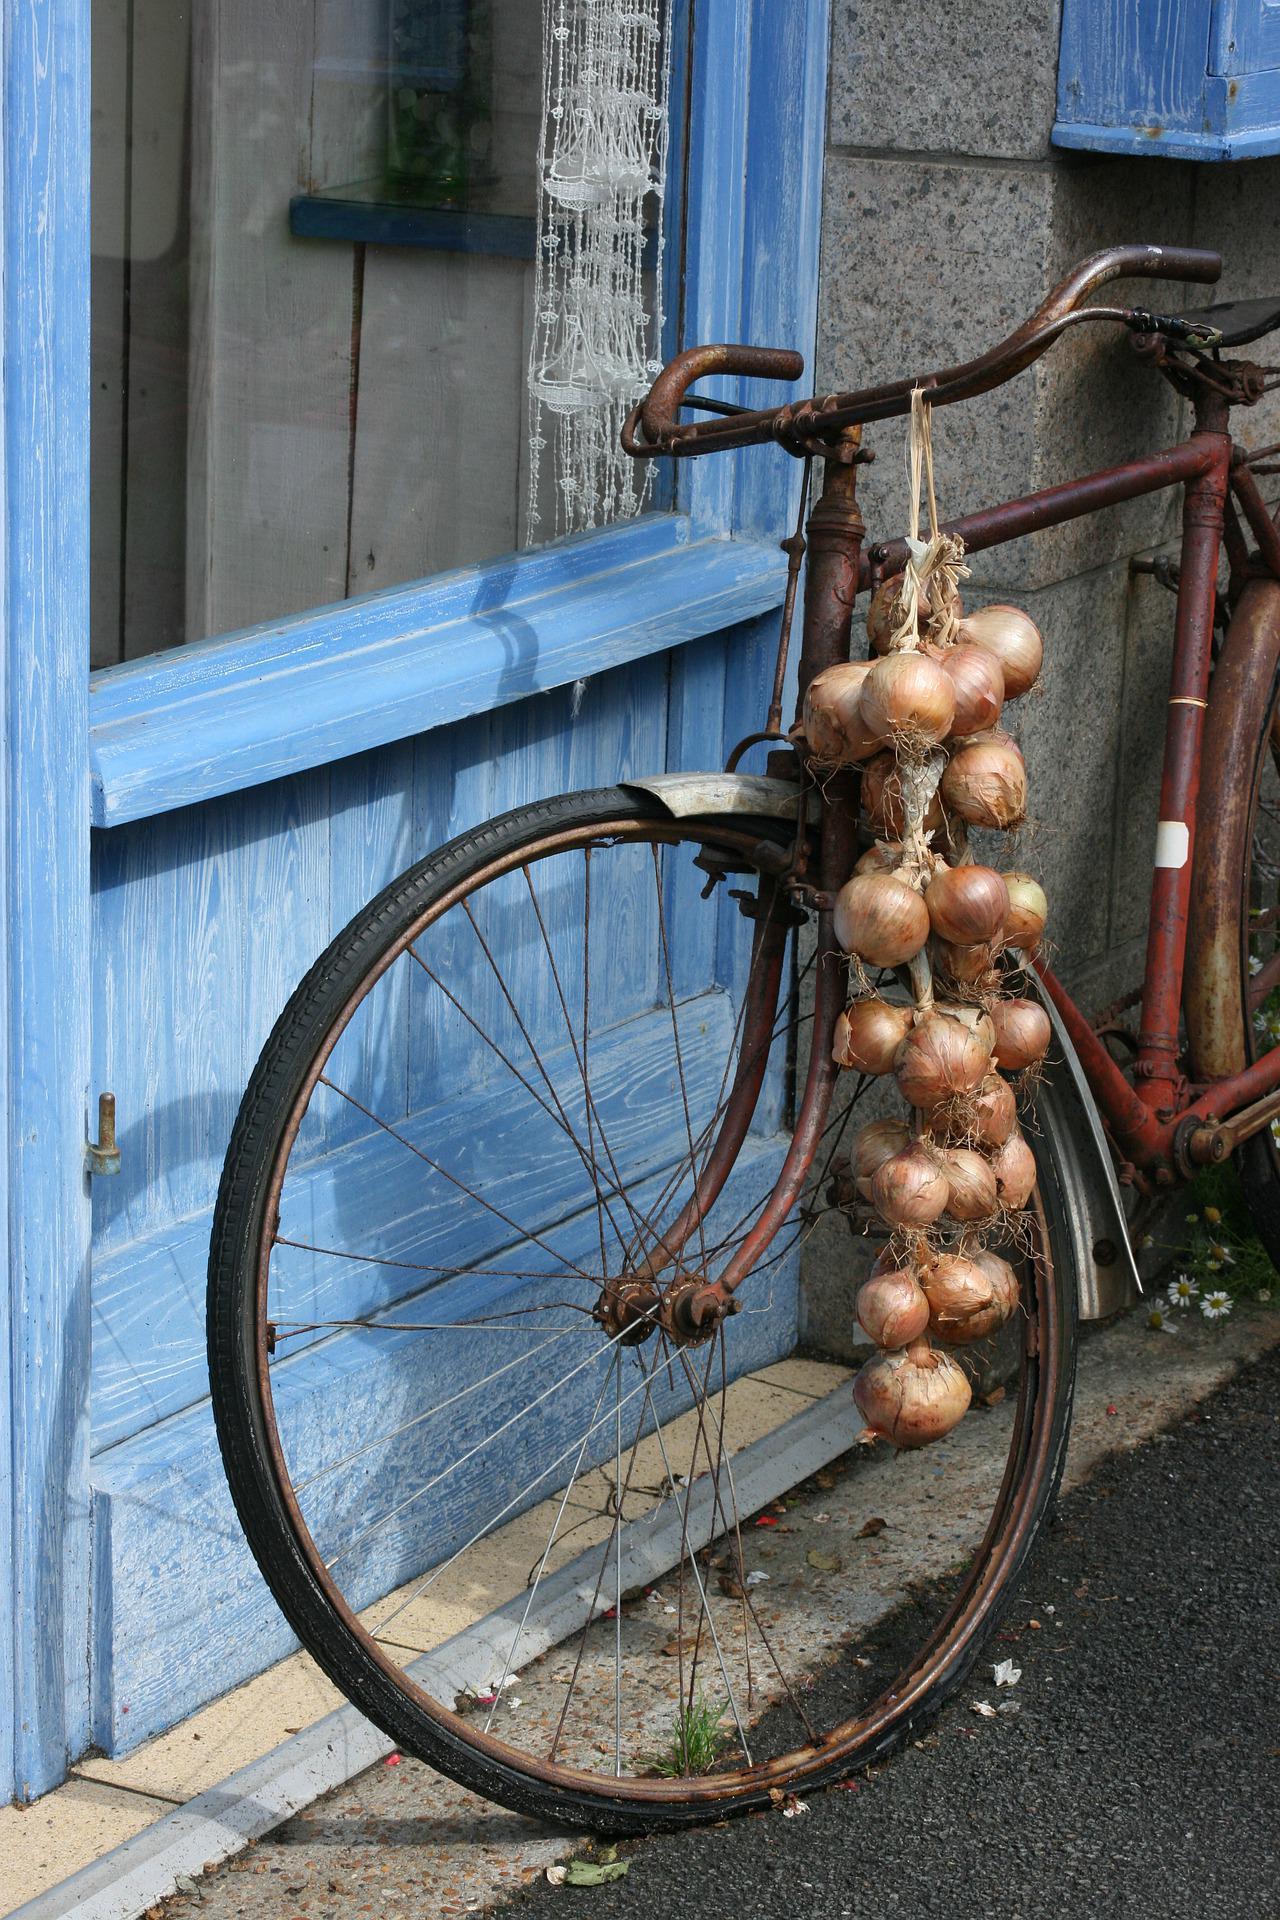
[{"left": 888, "top": 388, "right": 969, "bottom": 654}]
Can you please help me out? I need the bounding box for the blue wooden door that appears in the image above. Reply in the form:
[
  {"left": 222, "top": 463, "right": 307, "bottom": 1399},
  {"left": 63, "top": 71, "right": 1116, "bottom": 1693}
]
[{"left": 2, "top": 0, "right": 829, "bottom": 1798}]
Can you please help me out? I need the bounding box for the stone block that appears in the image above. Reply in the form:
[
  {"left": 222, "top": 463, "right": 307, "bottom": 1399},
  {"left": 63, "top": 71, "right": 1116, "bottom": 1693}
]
[
  {"left": 827, "top": 0, "right": 1062, "bottom": 162},
  {"left": 817, "top": 153, "right": 1197, "bottom": 592},
  {"left": 965, "top": 561, "right": 1132, "bottom": 981}
]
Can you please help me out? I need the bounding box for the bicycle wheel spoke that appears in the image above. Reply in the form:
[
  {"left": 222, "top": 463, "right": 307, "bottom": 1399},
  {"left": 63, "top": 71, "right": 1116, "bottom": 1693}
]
[
  {"left": 407, "top": 934, "right": 634, "bottom": 1260},
  {"left": 316, "top": 1073, "right": 599, "bottom": 1288},
  {"left": 292, "top": 1320, "right": 596, "bottom": 1494},
  {"left": 654, "top": 844, "right": 711, "bottom": 1279},
  {"left": 481, "top": 1359, "right": 616, "bottom": 1736},
  {"left": 359, "top": 1325, "right": 667, "bottom": 1640},
  {"left": 637, "top": 1344, "right": 754, "bottom": 1767},
  {"left": 325, "top": 1311, "right": 654, "bottom": 1571},
  {"left": 518, "top": 863, "right": 652, "bottom": 1251},
  {"left": 273, "top": 1235, "right": 578, "bottom": 1286}
]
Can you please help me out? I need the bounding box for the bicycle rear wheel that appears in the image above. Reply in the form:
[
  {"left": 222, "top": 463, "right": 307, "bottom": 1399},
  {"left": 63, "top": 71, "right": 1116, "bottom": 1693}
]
[
  {"left": 208, "top": 785, "right": 1076, "bottom": 1832},
  {"left": 1187, "top": 579, "right": 1280, "bottom": 1257}
]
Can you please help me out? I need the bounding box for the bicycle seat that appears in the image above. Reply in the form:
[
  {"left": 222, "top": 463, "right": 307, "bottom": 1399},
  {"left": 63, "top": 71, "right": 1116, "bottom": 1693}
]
[{"left": 1168, "top": 295, "right": 1280, "bottom": 349}]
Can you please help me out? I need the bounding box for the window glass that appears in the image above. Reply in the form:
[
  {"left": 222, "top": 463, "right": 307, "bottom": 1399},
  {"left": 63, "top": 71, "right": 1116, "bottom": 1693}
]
[{"left": 90, "top": 2, "right": 669, "bottom": 668}]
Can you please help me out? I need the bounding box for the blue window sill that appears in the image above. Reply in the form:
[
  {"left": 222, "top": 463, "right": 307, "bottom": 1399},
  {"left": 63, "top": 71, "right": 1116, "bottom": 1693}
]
[{"left": 88, "top": 516, "right": 787, "bottom": 828}]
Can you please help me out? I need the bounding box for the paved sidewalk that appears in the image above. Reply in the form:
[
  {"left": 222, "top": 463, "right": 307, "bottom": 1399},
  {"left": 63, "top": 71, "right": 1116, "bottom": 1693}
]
[{"left": 121, "top": 1302, "right": 1279, "bottom": 1920}]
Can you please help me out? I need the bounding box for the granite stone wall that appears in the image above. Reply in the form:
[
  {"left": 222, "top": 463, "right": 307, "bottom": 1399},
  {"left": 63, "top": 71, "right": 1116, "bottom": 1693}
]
[{"left": 797, "top": 1, "right": 1280, "bottom": 1354}]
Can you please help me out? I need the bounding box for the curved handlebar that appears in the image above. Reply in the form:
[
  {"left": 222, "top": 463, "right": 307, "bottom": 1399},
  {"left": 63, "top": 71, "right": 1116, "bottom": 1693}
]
[{"left": 624, "top": 244, "right": 1223, "bottom": 458}]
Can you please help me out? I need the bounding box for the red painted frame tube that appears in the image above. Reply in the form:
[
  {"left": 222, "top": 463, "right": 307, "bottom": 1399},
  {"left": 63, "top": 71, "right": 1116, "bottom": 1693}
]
[
  {"left": 860, "top": 437, "right": 1218, "bottom": 587},
  {"left": 1132, "top": 398, "right": 1232, "bottom": 1115}
]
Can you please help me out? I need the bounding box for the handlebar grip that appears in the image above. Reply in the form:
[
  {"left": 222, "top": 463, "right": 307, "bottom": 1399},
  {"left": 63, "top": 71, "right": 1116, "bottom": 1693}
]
[
  {"left": 1135, "top": 246, "right": 1222, "bottom": 285},
  {"left": 640, "top": 343, "right": 804, "bottom": 446}
]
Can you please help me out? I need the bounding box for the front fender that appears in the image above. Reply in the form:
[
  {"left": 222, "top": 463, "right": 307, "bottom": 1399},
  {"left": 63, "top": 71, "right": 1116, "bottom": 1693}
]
[{"left": 620, "top": 772, "right": 817, "bottom": 823}]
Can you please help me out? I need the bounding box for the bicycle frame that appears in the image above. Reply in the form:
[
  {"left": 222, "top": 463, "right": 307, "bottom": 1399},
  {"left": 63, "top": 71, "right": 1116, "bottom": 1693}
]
[
  {"left": 701, "top": 386, "right": 1280, "bottom": 1326},
  {"left": 628, "top": 250, "right": 1280, "bottom": 1330}
]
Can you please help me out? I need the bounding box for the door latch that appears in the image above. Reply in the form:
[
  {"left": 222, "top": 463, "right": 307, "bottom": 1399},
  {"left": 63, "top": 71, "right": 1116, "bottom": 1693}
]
[{"left": 86, "top": 1092, "right": 121, "bottom": 1177}]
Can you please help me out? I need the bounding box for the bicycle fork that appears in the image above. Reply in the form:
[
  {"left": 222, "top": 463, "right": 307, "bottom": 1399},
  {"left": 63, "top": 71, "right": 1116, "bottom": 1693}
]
[{"left": 599, "top": 446, "right": 865, "bottom": 1344}]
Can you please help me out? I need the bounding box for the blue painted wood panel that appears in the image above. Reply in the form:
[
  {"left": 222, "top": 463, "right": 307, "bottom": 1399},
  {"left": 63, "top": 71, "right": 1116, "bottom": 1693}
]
[
  {"left": 1054, "top": 0, "right": 1280, "bottom": 158},
  {"left": 4, "top": 0, "right": 95, "bottom": 1800}
]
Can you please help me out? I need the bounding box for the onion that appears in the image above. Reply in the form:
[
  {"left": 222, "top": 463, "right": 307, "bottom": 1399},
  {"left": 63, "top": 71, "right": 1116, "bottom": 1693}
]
[
  {"left": 920, "top": 1253, "right": 1000, "bottom": 1345},
  {"left": 894, "top": 1010, "right": 993, "bottom": 1109},
  {"left": 853, "top": 1336, "right": 972, "bottom": 1448},
  {"left": 833, "top": 997, "right": 914, "bottom": 1074},
  {"left": 990, "top": 996, "right": 1051, "bottom": 1072},
  {"left": 934, "top": 1071, "right": 1018, "bottom": 1147},
  {"left": 852, "top": 1117, "right": 911, "bottom": 1197},
  {"left": 991, "top": 1127, "right": 1037, "bottom": 1209},
  {"left": 957, "top": 604, "right": 1043, "bottom": 698},
  {"left": 854, "top": 841, "right": 904, "bottom": 874},
  {"left": 970, "top": 1250, "right": 1021, "bottom": 1335},
  {"left": 802, "top": 661, "right": 884, "bottom": 763},
  {"left": 862, "top": 752, "right": 945, "bottom": 839},
  {"left": 859, "top": 652, "right": 956, "bottom": 746},
  {"left": 856, "top": 1268, "right": 931, "bottom": 1349},
  {"left": 940, "top": 730, "right": 1027, "bottom": 830},
  {"left": 937, "top": 1145, "right": 999, "bottom": 1222},
  {"left": 924, "top": 864, "right": 1010, "bottom": 946},
  {"left": 866, "top": 571, "right": 963, "bottom": 654},
  {"left": 939, "top": 643, "right": 1004, "bottom": 737},
  {"left": 1003, "top": 871, "right": 1048, "bottom": 950},
  {"left": 871, "top": 1141, "right": 950, "bottom": 1229},
  {"left": 834, "top": 871, "right": 930, "bottom": 968},
  {"left": 932, "top": 936, "right": 999, "bottom": 986}
]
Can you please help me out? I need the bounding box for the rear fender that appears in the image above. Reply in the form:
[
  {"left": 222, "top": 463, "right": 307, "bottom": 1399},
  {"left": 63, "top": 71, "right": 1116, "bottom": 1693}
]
[{"left": 1024, "top": 968, "right": 1142, "bottom": 1320}]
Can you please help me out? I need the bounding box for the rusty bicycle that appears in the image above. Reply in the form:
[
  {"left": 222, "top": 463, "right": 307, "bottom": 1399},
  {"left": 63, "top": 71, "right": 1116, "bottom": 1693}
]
[{"left": 208, "top": 242, "right": 1280, "bottom": 1830}]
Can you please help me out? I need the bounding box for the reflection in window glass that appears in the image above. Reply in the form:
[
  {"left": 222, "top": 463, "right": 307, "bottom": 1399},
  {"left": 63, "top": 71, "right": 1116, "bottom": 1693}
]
[{"left": 90, "top": 2, "right": 603, "bottom": 667}]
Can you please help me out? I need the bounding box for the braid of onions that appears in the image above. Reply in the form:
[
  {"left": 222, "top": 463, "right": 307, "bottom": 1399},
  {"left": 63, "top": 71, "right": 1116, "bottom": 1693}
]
[{"left": 803, "top": 559, "right": 1050, "bottom": 1452}]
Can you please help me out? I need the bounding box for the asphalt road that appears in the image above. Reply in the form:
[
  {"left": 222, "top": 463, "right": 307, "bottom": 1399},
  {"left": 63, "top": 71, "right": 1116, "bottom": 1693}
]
[{"left": 499, "top": 1343, "right": 1280, "bottom": 1920}]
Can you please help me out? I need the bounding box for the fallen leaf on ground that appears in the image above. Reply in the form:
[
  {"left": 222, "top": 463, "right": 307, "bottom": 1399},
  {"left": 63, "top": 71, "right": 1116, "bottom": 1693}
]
[
  {"left": 816, "top": 1472, "right": 837, "bottom": 1490},
  {"left": 660, "top": 1635, "right": 698, "bottom": 1657},
  {"left": 856, "top": 1516, "right": 887, "bottom": 1538},
  {"left": 781, "top": 1796, "right": 809, "bottom": 1818},
  {"left": 971, "top": 1700, "right": 997, "bottom": 1718},
  {"left": 545, "top": 1865, "right": 568, "bottom": 1886},
  {"left": 807, "top": 1548, "right": 842, "bottom": 1572},
  {"left": 754, "top": 1514, "right": 779, "bottom": 1528},
  {"left": 745, "top": 1569, "right": 770, "bottom": 1587},
  {"left": 981, "top": 1385, "right": 1006, "bottom": 1407},
  {"left": 993, "top": 1659, "right": 1021, "bottom": 1686},
  {"left": 564, "top": 1859, "right": 631, "bottom": 1886}
]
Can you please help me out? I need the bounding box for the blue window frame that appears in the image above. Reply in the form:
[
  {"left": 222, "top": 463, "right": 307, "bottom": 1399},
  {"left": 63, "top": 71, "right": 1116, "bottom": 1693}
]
[{"left": 87, "top": 0, "right": 830, "bottom": 829}]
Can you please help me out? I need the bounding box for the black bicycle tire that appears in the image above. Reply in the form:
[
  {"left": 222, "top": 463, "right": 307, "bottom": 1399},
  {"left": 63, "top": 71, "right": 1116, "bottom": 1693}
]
[{"left": 208, "top": 783, "right": 1078, "bottom": 1834}]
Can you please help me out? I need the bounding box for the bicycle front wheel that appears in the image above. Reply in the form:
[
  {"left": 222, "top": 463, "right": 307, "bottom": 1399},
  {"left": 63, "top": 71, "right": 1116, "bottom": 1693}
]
[{"left": 209, "top": 785, "right": 1075, "bottom": 1832}]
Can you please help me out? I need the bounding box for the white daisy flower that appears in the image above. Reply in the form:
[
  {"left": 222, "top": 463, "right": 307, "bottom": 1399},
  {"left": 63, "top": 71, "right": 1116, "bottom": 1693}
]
[
  {"left": 1258, "top": 1288, "right": 1272, "bottom": 1303},
  {"left": 1148, "top": 1307, "right": 1178, "bottom": 1334},
  {"left": 1167, "top": 1275, "right": 1199, "bottom": 1307},
  {"left": 1208, "top": 1242, "right": 1235, "bottom": 1266},
  {"left": 1200, "top": 1289, "right": 1232, "bottom": 1321}
]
